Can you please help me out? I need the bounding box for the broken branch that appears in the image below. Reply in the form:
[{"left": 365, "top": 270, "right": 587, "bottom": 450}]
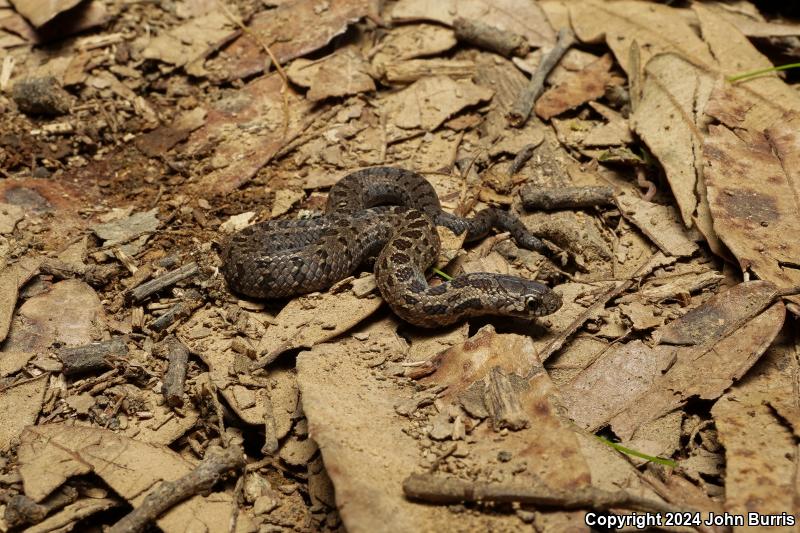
[
  {"left": 508, "top": 28, "right": 575, "bottom": 127},
  {"left": 403, "top": 473, "right": 687, "bottom": 515},
  {"left": 108, "top": 442, "right": 245, "bottom": 533}
]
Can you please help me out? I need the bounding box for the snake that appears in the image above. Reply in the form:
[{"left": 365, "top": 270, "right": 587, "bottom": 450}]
[{"left": 220, "top": 167, "right": 562, "bottom": 327}]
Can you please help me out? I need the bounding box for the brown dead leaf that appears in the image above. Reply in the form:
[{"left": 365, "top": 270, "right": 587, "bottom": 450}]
[
  {"left": 0, "top": 374, "right": 47, "bottom": 452},
  {"left": 0, "top": 350, "right": 34, "bottom": 377},
  {"left": 142, "top": 11, "right": 236, "bottom": 70},
  {"left": 611, "top": 301, "right": 784, "bottom": 440},
  {"left": 9, "top": 0, "right": 80, "bottom": 27},
  {"left": 219, "top": 0, "right": 378, "bottom": 80},
  {"left": 713, "top": 397, "right": 796, "bottom": 531},
  {"left": 569, "top": 0, "right": 714, "bottom": 76},
  {"left": 560, "top": 341, "right": 676, "bottom": 432},
  {"left": 4, "top": 279, "right": 105, "bottom": 352},
  {"left": 706, "top": 2, "right": 800, "bottom": 38},
  {"left": 134, "top": 107, "right": 207, "bottom": 157},
  {"left": 616, "top": 194, "right": 699, "bottom": 257},
  {"left": 256, "top": 281, "right": 384, "bottom": 360},
  {"left": 382, "top": 75, "right": 494, "bottom": 132},
  {"left": 183, "top": 74, "right": 316, "bottom": 194},
  {"left": 425, "top": 325, "right": 592, "bottom": 494},
  {"left": 694, "top": 4, "right": 800, "bottom": 122},
  {"left": 631, "top": 53, "right": 715, "bottom": 231},
  {"left": 24, "top": 498, "right": 118, "bottom": 533},
  {"left": 583, "top": 102, "right": 633, "bottom": 147},
  {"left": 703, "top": 121, "right": 800, "bottom": 306},
  {"left": 296, "top": 320, "right": 526, "bottom": 531},
  {"left": 371, "top": 23, "right": 457, "bottom": 76},
  {"left": 710, "top": 334, "right": 798, "bottom": 529},
  {"left": 17, "top": 424, "right": 244, "bottom": 533},
  {"left": 0, "top": 255, "right": 40, "bottom": 344},
  {"left": 535, "top": 54, "right": 613, "bottom": 120},
  {"left": 562, "top": 281, "right": 784, "bottom": 438},
  {"left": 269, "top": 188, "right": 305, "bottom": 218},
  {"left": 390, "top": 0, "right": 555, "bottom": 50},
  {"left": 287, "top": 49, "right": 376, "bottom": 101}
]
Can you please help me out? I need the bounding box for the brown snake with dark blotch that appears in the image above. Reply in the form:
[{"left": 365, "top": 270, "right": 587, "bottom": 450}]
[{"left": 220, "top": 167, "right": 562, "bottom": 327}]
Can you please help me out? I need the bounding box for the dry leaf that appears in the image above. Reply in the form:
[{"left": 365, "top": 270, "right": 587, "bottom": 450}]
[
  {"left": 382, "top": 75, "right": 493, "bottom": 132},
  {"left": 616, "top": 194, "right": 699, "bottom": 257},
  {"left": 703, "top": 120, "right": 800, "bottom": 305},
  {"left": 391, "top": 0, "right": 555, "bottom": 50},
  {"left": 371, "top": 23, "right": 456, "bottom": 75},
  {"left": 0, "top": 256, "right": 40, "bottom": 343},
  {"left": 219, "top": 0, "right": 378, "bottom": 80},
  {"left": 183, "top": 73, "right": 316, "bottom": 194},
  {"left": 142, "top": 11, "right": 236, "bottom": 68},
  {"left": 296, "top": 320, "right": 511, "bottom": 532},
  {"left": 562, "top": 281, "right": 785, "bottom": 438},
  {"left": 0, "top": 374, "right": 47, "bottom": 451},
  {"left": 424, "top": 325, "right": 592, "bottom": 492},
  {"left": 256, "top": 284, "right": 384, "bottom": 358},
  {"left": 710, "top": 335, "right": 798, "bottom": 529},
  {"left": 9, "top": 0, "right": 81, "bottom": 27},
  {"left": 535, "top": 54, "right": 613, "bottom": 120},
  {"left": 17, "top": 424, "right": 243, "bottom": 533},
  {"left": 570, "top": 0, "right": 714, "bottom": 76},
  {"left": 287, "top": 49, "right": 376, "bottom": 101},
  {"left": 4, "top": 279, "right": 105, "bottom": 352},
  {"left": 631, "top": 53, "right": 714, "bottom": 230}
]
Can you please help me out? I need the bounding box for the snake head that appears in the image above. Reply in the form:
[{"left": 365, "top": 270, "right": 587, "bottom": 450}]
[
  {"left": 488, "top": 275, "right": 562, "bottom": 318},
  {"left": 521, "top": 286, "right": 562, "bottom": 316}
]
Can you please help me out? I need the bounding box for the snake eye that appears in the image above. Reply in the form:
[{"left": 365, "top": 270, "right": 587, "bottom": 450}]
[{"left": 525, "top": 296, "right": 540, "bottom": 310}]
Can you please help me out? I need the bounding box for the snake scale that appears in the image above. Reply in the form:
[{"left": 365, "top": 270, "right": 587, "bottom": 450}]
[{"left": 221, "top": 167, "right": 562, "bottom": 327}]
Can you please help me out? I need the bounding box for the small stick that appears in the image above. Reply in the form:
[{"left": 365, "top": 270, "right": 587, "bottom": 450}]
[
  {"left": 3, "top": 486, "right": 78, "bottom": 528},
  {"left": 149, "top": 289, "right": 204, "bottom": 332},
  {"left": 108, "top": 442, "right": 245, "bottom": 533},
  {"left": 520, "top": 185, "right": 615, "bottom": 210},
  {"left": 507, "top": 144, "right": 537, "bottom": 176},
  {"left": 126, "top": 262, "right": 198, "bottom": 303},
  {"left": 403, "top": 473, "right": 689, "bottom": 515},
  {"left": 453, "top": 18, "right": 530, "bottom": 58},
  {"left": 159, "top": 335, "right": 190, "bottom": 408},
  {"left": 508, "top": 28, "right": 575, "bottom": 127},
  {"left": 59, "top": 337, "right": 128, "bottom": 376}
]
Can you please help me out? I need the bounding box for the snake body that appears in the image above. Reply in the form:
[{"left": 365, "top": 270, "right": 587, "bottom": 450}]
[{"left": 221, "top": 167, "right": 562, "bottom": 327}]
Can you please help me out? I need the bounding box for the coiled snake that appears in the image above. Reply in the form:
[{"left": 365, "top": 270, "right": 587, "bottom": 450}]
[{"left": 221, "top": 167, "right": 562, "bottom": 327}]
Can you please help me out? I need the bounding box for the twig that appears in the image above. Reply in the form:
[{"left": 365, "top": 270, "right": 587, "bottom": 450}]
[
  {"left": 508, "top": 28, "right": 575, "bottom": 127},
  {"left": 403, "top": 473, "right": 689, "bottom": 514},
  {"left": 126, "top": 262, "right": 198, "bottom": 303},
  {"left": 453, "top": 17, "right": 530, "bottom": 58},
  {"left": 4, "top": 486, "right": 79, "bottom": 528},
  {"left": 507, "top": 144, "right": 536, "bottom": 176},
  {"left": 108, "top": 442, "right": 245, "bottom": 533},
  {"left": 149, "top": 288, "right": 204, "bottom": 333},
  {"left": 159, "top": 336, "right": 190, "bottom": 408},
  {"left": 520, "top": 185, "right": 615, "bottom": 210},
  {"left": 59, "top": 337, "right": 128, "bottom": 376}
]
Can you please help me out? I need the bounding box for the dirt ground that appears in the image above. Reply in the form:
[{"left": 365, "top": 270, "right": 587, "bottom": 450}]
[{"left": 0, "top": 0, "right": 799, "bottom": 532}]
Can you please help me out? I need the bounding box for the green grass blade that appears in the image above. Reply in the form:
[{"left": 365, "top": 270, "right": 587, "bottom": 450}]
[
  {"left": 595, "top": 436, "right": 678, "bottom": 467},
  {"left": 727, "top": 62, "right": 800, "bottom": 83}
]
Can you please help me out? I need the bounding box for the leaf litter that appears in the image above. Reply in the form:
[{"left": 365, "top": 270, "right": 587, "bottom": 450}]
[{"left": 0, "top": 0, "right": 799, "bottom": 531}]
